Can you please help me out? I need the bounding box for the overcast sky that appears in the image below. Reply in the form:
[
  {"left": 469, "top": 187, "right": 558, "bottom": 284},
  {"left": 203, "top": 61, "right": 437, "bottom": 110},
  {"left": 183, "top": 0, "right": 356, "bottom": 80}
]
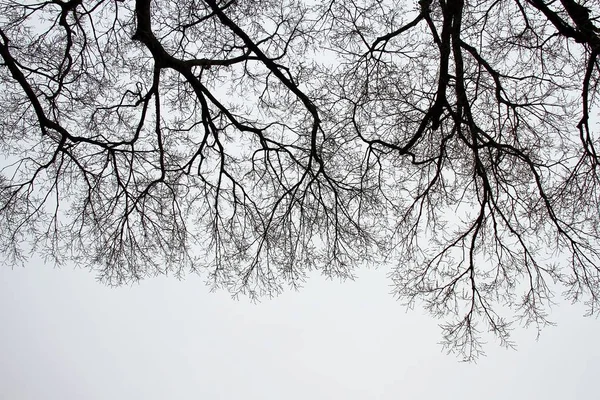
[
  {"left": 1, "top": 256, "right": 599, "bottom": 399},
  {"left": 2, "top": 1, "right": 600, "bottom": 398}
]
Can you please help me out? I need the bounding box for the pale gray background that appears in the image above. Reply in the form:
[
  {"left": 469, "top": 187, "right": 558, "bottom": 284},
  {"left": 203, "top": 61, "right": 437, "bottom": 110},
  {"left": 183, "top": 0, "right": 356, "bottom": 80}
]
[
  {"left": 3, "top": 4, "right": 599, "bottom": 398},
  {"left": 1, "top": 255, "right": 598, "bottom": 399}
]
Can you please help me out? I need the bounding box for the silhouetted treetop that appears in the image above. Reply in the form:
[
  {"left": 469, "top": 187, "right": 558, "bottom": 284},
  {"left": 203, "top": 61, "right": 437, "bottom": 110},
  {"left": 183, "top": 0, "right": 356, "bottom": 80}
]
[{"left": 1, "top": 0, "right": 599, "bottom": 359}]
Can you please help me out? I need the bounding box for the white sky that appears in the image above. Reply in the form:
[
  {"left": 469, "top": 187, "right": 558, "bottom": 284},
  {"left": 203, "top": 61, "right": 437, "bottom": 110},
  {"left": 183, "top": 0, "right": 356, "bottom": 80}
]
[
  {"left": 1, "top": 257, "right": 598, "bottom": 399},
  {"left": 2, "top": 1, "right": 600, "bottom": 397}
]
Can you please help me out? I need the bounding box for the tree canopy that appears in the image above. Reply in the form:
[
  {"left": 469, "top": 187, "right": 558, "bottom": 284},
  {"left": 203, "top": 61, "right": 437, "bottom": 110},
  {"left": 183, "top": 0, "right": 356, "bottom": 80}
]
[{"left": 1, "top": 0, "right": 600, "bottom": 359}]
